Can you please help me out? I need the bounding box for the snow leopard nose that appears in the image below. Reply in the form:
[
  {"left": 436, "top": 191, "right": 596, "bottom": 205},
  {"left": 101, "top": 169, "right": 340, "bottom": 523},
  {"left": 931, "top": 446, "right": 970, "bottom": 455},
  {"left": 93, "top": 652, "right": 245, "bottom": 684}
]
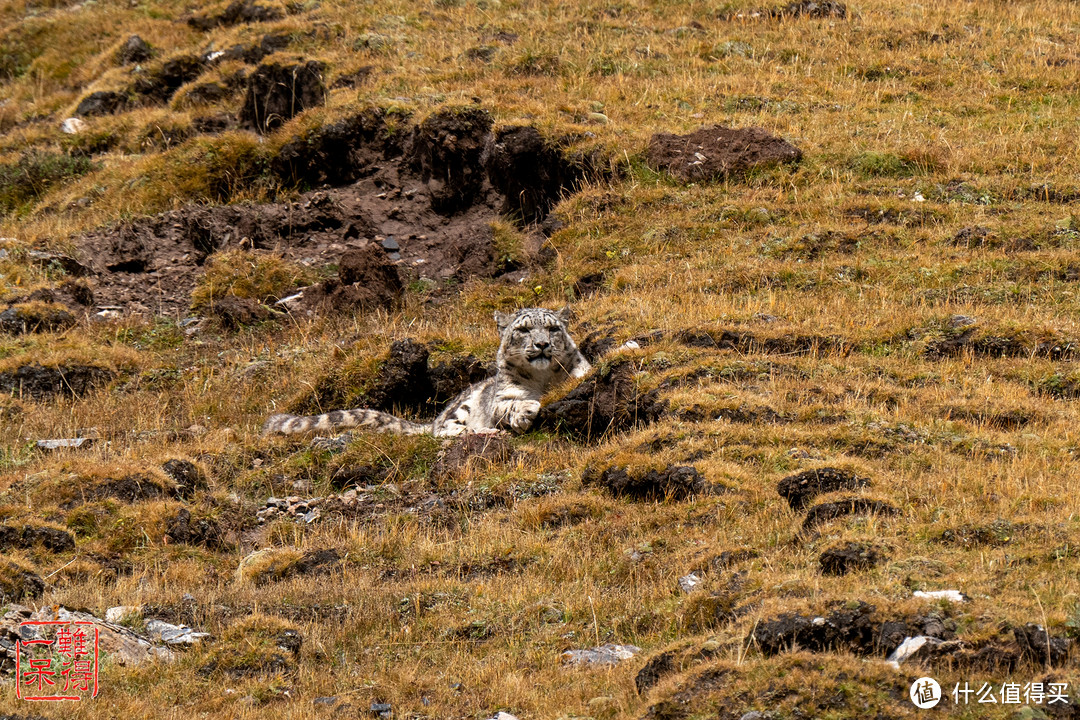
[{"left": 533, "top": 339, "right": 550, "bottom": 350}]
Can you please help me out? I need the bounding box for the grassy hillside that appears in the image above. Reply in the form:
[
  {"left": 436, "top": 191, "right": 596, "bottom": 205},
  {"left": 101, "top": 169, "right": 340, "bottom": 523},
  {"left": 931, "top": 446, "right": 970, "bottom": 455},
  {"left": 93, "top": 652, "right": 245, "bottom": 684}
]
[{"left": 2, "top": 0, "right": 1080, "bottom": 718}]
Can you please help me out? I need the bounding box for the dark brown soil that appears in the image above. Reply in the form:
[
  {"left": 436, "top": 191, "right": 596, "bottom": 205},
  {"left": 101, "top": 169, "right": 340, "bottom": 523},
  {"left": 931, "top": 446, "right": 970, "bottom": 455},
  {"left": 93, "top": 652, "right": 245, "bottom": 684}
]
[
  {"left": 0, "top": 303, "right": 76, "bottom": 334},
  {"left": 0, "top": 524, "right": 75, "bottom": 553},
  {"left": 818, "top": 541, "right": 886, "bottom": 576},
  {"left": 646, "top": 125, "right": 802, "bottom": 182},
  {"left": 0, "top": 559, "right": 45, "bottom": 602},
  {"left": 937, "top": 520, "right": 1028, "bottom": 547},
  {"left": 582, "top": 464, "right": 705, "bottom": 501},
  {"left": 776, "top": 467, "right": 871, "bottom": 510},
  {"left": 0, "top": 364, "right": 115, "bottom": 400},
  {"left": 408, "top": 107, "right": 493, "bottom": 215},
  {"left": 188, "top": 0, "right": 286, "bottom": 30},
  {"left": 432, "top": 433, "right": 515, "bottom": 481},
  {"left": 240, "top": 60, "right": 326, "bottom": 133},
  {"left": 161, "top": 460, "right": 207, "bottom": 499},
  {"left": 117, "top": 35, "right": 153, "bottom": 65},
  {"left": 535, "top": 359, "right": 667, "bottom": 441},
  {"left": 676, "top": 328, "right": 848, "bottom": 356},
  {"left": 164, "top": 509, "right": 223, "bottom": 548},
  {"left": 67, "top": 109, "right": 601, "bottom": 319},
  {"left": 285, "top": 243, "right": 402, "bottom": 316}
]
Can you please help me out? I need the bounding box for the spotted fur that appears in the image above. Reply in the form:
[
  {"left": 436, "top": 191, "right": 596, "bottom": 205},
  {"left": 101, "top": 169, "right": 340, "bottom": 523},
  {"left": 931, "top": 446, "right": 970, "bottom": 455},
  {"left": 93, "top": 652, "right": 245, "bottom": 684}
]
[{"left": 262, "top": 307, "right": 591, "bottom": 438}]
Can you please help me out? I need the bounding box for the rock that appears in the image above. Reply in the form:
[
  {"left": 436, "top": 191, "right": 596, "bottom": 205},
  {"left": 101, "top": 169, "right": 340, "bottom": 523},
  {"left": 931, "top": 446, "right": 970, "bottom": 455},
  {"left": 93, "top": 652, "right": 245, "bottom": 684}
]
[
  {"left": 28, "top": 606, "right": 172, "bottom": 665},
  {"left": 314, "top": 696, "right": 339, "bottom": 706},
  {"left": 0, "top": 559, "right": 45, "bottom": 602},
  {"left": 60, "top": 117, "right": 87, "bottom": 134},
  {"left": 562, "top": 644, "right": 641, "bottom": 666},
  {"left": 819, "top": 542, "right": 886, "bottom": 576},
  {"left": 407, "top": 108, "right": 493, "bottom": 214},
  {"left": 487, "top": 713, "right": 519, "bottom": 720},
  {"left": 0, "top": 364, "right": 115, "bottom": 400},
  {"left": 646, "top": 125, "right": 802, "bottom": 182},
  {"left": 912, "top": 590, "right": 966, "bottom": 603},
  {"left": 582, "top": 464, "right": 705, "bottom": 501},
  {"left": 118, "top": 35, "right": 153, "bottom": 65},
  {"left": 105, "top": 605, "right": 142, "bottom": 623},
  {"left": 145, "top": 619, "right": 210, "bottom": 647},
  {"left": 776, "top": 467, "right": 870, "bottom": 510},
  {"left": 35, "top": 437, "right": 94, "bottom": 451},
  {"left": 370, "top": 702, "right": 393, "bottom": 718},
  {"left": 678, "top": 572, "right": 703, "bottom": 593},
  {"left": 241, "top": 60, "right": 327, "bottom": 133},
  {"left": 74, "top": 90, "right": 131, "bottom": 117},
  {"left": 536, "top": 359, "right": 666, "bottom": 441}
]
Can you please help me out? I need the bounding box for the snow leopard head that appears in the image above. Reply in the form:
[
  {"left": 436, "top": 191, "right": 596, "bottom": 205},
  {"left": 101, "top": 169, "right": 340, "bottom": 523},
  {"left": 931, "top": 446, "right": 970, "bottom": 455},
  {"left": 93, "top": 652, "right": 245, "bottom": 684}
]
[{"left": 494, "top": 307, "right": 581, "bottom": 376}]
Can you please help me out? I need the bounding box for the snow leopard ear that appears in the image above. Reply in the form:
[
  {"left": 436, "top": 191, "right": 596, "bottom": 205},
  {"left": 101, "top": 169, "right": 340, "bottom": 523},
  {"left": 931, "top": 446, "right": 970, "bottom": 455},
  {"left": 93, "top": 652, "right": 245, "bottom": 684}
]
[
  {"left": 494, "top": 311, "right": 512, "bottom": 333},
  {"left": 557, "top": 306, "right": 572, "bottom": 324}
]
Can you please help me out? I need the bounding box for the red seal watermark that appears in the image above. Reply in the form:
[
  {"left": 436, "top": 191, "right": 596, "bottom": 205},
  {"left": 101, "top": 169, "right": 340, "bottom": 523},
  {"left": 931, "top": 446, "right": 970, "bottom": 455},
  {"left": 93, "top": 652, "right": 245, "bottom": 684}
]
[{"left": 15, "top": 620, "right": 99, "bottom": 701}]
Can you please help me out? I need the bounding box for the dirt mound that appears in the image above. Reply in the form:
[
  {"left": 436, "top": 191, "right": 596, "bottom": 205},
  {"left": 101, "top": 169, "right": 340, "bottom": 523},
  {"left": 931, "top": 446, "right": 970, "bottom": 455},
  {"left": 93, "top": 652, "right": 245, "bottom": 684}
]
[
  {"left": 161, "top": 459, "right": 208, "bottom": 499},
  {"left": 937, "top": 520, "right": 1028, "bottom": 547},
  {"left": 0, "top": 364, "right": 115, "bottom": 400},
  {"left": 241, "top": 60, "right": 326, "bottom": 133},
  {"left": 802, "top": 497, "right": 899, "bottom": 532},
  {"left": 74, "top": 90, "right": 131, "bottom": 117},
  {"left": 292, "top": 339, "right": 493, "bottom": 418},
  {"left": 676, "top": 327, "right": 847, "bottom": 355},
  {"left": 535, "top": 360, "right": 667, "bottom": 440},
  {"left": 776, "top": 467, "right": 870, "bottom": 510},
  {"left": 484, "top": 125, "right": 580, "bottom": 222},
  {"left": 582, "top": 464, "right": 705, "bottom": 501},
  {"left": 0, "top": 559, "right": 44, "bottom": 602},
  {"left": 432, "top": 433, "right": 515, "bottom": 480},
  {"left": 271, "top": 108, "right": 407, "bottom": 187},
  {"left": 286, "top": 243, "right": 402, "bottom": 316},
  {"left": 818, "top": 542, "right": 886, "bottom": 576},
  {"left": 646, "top": 126, "right": 802, "bottom": 182},
  {"left": 0, "top": 524, "right": 75, "bottom": 553},
  {"left": 164, "top": 509, "right": 223, "bottom": 548},
  {"left": 407, "top": 107, "right": 493, "bottom": 214},
  {"left": 0, "top": 303, "right": 76, "bottom": 334},
  {"left": 188, "top": 0, "right": 285, "bottom": 30},
  {"left": 68, "top": 109, "right": 606, "bottom": 317},
  {"left": 118, "top": 35, "right": 153, "bottom": 65},
  {"left": 133, "top": 55, "right": 206, "bottom": 104}
]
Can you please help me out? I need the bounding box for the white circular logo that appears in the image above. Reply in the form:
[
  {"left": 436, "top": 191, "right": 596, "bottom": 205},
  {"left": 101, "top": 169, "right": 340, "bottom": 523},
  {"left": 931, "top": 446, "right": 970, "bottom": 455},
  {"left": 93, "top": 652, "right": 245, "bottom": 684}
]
[{"left": 910, "top": 677, "right": 941, "bottom": 709}]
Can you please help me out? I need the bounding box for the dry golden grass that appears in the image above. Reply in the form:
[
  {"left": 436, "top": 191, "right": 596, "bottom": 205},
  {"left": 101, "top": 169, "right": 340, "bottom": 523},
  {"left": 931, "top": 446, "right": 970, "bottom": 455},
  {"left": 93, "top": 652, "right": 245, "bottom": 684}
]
[{"left": 3, "top": 0, "right": 1080, "bottom": 717}]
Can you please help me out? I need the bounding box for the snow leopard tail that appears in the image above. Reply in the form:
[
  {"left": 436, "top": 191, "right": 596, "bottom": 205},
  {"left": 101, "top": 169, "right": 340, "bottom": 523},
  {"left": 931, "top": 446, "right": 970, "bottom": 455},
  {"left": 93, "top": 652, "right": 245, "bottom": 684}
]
[{"left": 262, "top": 409, "right": 430, "bottom": 436}]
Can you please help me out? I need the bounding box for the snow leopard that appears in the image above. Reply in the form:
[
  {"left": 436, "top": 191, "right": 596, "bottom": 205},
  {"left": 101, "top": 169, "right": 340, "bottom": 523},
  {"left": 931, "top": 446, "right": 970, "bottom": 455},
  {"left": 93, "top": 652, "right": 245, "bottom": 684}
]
[{"left": 262, "top": 307, "right": 592, "bottom": 438}]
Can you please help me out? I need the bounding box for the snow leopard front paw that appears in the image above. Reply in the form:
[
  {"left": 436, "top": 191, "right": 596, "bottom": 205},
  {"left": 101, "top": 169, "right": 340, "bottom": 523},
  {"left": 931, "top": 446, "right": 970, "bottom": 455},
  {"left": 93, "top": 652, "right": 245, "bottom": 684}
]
[{"left": 508, "top": 400, "right": 542, "bottom": 432}]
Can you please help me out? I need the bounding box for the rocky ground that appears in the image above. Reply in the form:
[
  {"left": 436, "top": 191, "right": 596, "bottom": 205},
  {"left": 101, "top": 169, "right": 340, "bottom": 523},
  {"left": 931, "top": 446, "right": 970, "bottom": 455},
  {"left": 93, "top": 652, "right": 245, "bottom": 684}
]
[{"left": 2, "top": 0, "right": 1080, "bottom": 718}]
